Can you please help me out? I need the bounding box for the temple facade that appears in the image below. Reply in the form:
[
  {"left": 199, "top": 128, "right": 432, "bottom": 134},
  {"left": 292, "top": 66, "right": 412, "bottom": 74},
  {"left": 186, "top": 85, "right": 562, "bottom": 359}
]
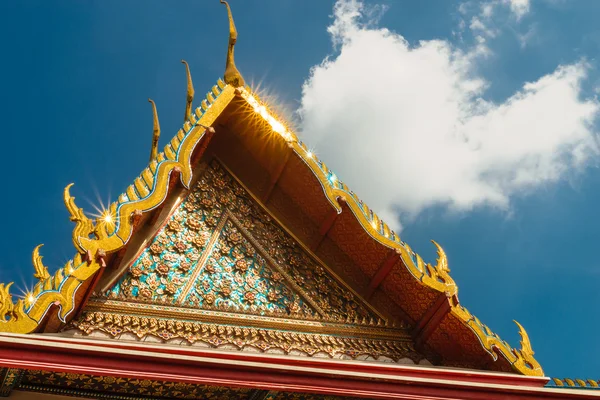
[{"left": 0, "top": 2, "right": 597, "bottom": 399}]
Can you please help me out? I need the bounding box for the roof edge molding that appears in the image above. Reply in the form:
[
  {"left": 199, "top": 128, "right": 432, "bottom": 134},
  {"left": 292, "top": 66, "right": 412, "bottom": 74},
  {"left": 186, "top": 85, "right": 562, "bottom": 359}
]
[
  {"left": 0, "top": 81, "right": 543, "bottom": 377},
  {"left": 0, "top": 81, "right": 234, "bottom": 333}
]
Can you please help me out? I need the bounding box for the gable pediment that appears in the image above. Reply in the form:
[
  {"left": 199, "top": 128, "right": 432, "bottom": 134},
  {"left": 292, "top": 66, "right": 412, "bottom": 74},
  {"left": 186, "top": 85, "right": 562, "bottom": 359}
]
[
  {"left": 69, "top": 160, "right": 427, "bottom": 364},
  {"left": 104, "top": 160, "right": 376, "bottom": 322}
]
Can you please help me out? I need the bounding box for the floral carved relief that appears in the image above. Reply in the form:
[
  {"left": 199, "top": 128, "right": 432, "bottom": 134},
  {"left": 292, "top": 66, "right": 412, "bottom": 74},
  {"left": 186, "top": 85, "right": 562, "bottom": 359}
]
[{"left": 105, "top": 160, "right": 376, "bottom": 321}]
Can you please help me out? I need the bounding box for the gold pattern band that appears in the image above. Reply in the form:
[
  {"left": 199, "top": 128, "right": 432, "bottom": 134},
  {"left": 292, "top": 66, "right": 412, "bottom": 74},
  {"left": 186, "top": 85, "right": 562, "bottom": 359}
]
[
  {"left": 0, "top": 1, "right": 543, "bottom": 377},
  {"left": 71, "top": 311, "right": 426, "bottom": 364}
]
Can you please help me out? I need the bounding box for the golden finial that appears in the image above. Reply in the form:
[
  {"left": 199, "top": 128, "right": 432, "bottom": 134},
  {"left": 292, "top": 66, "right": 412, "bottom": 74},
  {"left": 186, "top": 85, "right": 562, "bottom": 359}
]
[
  {"left": 148, "top": 99, "right": 161, "bottom": 162},
  {"left": 512, "top": 320, "right": 544, "bottom": 375},
  {"left": 32, "top": 244, "right": 50, "bottom": 281},
  {"left": 431, "top": 240, "right": 450, "bottom": 273},
  {"left": 514, "top": 320, "right": 535, "bottom": 358},
  {"left": 64, "top": 183, "right": 95, "bottom": 253},
  {"left": 0, "top": 282, "right": 14, "bottom": 320},
  {"left": 220, "top": 0, "right": 245, "bottom": 87},
  {"left": 181, "top": 60, "right": 195, "bottom": 122}
]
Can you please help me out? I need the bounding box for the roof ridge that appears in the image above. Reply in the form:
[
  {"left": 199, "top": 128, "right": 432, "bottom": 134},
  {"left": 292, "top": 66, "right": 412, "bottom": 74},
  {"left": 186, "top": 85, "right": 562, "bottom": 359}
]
[{"left": 0, "top": 80, "right": 545, "bottom": 378}]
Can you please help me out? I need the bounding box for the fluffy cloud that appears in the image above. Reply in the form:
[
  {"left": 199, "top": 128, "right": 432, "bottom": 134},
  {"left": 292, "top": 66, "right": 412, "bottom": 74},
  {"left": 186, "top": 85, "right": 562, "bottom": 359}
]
[
  {"left": 506, "top": 0, "right": 530, "bottom": 19},
  {"left": 298, "top": 0, "right": 599, "bottom": 231}
]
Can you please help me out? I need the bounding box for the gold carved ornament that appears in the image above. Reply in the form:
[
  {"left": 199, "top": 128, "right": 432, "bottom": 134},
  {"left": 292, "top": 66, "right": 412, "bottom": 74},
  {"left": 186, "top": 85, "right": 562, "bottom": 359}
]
[
  {"left": 148, "top": 99, "right": 161, "bottom": 162},
  {"left": 73, "top": 311, "right": 423, "bottom": 364},
  {"left": 220, "top": 0, "right": 245, "bottom": 88},
  {"left": 234, "top": 85, "right": 544, "bottom": 376},
  {"left": 0, "top": 1, "right": 242, "bottom": 335},
  {"left": 0, "top": 1, "right": 543, "bottom": 377}
]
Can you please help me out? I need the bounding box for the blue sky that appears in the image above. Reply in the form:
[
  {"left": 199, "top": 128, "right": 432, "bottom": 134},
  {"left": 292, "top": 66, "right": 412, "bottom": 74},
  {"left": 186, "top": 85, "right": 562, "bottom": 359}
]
[{"left": 0, "top": 0, "right": 598, "bottom": 379}]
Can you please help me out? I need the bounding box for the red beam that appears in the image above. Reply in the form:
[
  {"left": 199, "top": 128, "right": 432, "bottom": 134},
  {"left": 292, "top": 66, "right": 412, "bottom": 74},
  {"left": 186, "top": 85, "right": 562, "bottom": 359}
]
[
  {"left": 364, "top": 249, "right": 401, "bottom": 300},
  {"left": 262, "top": 146, "right": 291, "bottom": 204},
  {"left": 311, "top": 198, "right": 345, "bottom": 252},
  {"left": 0, "top": 335, "right": 573, "bottom": 400},
  {"left": 2, "top": 335, "right": 548, "bottom": 387},
  {"left": 412, "top": 292, "right": 452, "bottom": 349}
]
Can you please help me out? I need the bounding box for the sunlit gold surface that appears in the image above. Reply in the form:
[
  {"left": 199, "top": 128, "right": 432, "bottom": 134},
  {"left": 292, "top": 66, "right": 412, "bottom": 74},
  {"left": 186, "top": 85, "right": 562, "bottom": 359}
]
[
  {"left": 0, "top": 82, "right": 234, "bottom": 335},
  {"left": 220, "top": 0, "right": 245, "bottom": 87},
  {"left": 63, "top": 183, "right": 95, "bottom": 254},
  {"left": 73, "top": 310, "right": 424, "bottom": 363},
  {"left": 552, "top": 377, "right": 600, "bottom": 388},
  {"left": 234, "top": 86, "right": 542, "bottom": 376},
  {"left": 181, "top": 60, "right": 195, "bottom": 122},
  {"left": 148, "top": 98, "right": 161, "bottom": 162},
  {"left": 0, "top": 10, "right": 543, "bottom": 375},
  {"left": 31, "top": 245, "right": 50, "bottom": 281}
]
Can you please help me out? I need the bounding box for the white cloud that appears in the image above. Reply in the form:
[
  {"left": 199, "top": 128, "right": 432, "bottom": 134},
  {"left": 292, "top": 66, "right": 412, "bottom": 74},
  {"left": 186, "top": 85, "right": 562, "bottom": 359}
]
[
  {"left": 470, "top": 17, "right": 497, "bottom": 38},
  {"left": 298, "top": 0, "right": 599, "bottom": 231},
  {"left": 506, "top": 0, "right": 530, "bottom": 19}
]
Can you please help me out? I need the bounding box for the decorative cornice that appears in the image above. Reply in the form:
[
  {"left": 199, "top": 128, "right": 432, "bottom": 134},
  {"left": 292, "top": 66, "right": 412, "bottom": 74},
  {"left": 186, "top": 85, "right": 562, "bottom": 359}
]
[
  {"left": 234, "top": 86, "right": 543, "bottom": 376},
  {"left": 550, "top": 377, "right": 600, "bottom": 389},
  {"left": 220, "top": 0, "right": 245, "bottom": 88},
  {"left": 0, "top": 77, "right": 543, "bottom": 376},
  {"left": 147, "top": 98, "right": 161, "bottom": 162},
  {"left": 0, "top": 79, "right": 235, "bottom": 336},
  {"left": 72, "top": 310, "right": 425, "bottom": 364}
]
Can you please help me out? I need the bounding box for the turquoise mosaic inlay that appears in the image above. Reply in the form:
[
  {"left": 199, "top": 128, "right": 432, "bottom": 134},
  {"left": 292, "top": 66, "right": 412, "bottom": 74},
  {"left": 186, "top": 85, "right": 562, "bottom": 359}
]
[{"left": 107, "top": 160, "right": 376, "bottom": 321}]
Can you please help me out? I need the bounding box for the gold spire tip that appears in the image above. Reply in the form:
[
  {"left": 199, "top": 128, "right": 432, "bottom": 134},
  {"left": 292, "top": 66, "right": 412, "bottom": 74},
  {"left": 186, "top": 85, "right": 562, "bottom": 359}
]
[
  {"left": 32, "top": 244, "right": 50, "bottom": 281},
  {"left": 148, "top": 99, "right": 161, "bottom": 162},
  {"left": 181, "top": 60, "right": 195, "bottom": 122},
  {"left": 220, "top": 0, "right": 245, "bottom": 88}
]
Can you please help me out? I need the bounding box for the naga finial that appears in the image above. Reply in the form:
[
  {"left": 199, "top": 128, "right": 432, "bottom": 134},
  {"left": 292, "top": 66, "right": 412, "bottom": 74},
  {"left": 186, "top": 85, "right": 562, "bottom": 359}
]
[
  {"left": 220, "top": 0, "right": 245, "bottom": 87},
  {"left": 431, "top": 240, "right": 450, "bottom": 273},
  {"left": 181, "top": 60, "right": 195, "bottom": 122},
  {"left": 0, "top": 282, "right": 14, "bottom": 321},
  {"left": 148, "top": 99, "right": 161, "bottom": 162},
  {"left": 514, "top": 320, "right": 534, "bottom": 358},
  {"left": 32, "top": 244, "right": 50, "bottom": 281},
  {"left": 64, "top": 183, "right": 95, "bottom": 253},
  {"left": 512, "top": 320, "right": 544, "bottom": 375}
]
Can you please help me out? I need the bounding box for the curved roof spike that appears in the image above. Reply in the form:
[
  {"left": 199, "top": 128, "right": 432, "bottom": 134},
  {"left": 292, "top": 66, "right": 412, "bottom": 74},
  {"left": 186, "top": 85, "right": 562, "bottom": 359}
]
[
  {"left": 148, "top": 98, "right": 161, "bottom": 162},
  {"left": 181, "top": 60, "right": 195, "bottom": 122},
  {"left": 513, "top": 320, "right": 534, "bottom": 356},
  {"left": 220, "top": 0, "right": 245, "bottom": 87},
  {"left": 32, "top": 244, "right": 50, "bottom": 281},
  {"left": 431, "top": 240, "right": 449, "bottom": 273},
  {"left": 0, "top": 282, "right": 13, "bottom": 321}
]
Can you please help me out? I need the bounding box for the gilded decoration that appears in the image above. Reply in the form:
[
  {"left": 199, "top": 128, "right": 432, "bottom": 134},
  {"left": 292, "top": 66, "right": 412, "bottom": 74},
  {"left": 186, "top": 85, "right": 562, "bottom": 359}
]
[
  {"left": 19, "top": 370, "right": 368, "bottom": 400},
  {"left": 72, "top": 310, "right": 423, "bottom": 362},
  {"left": 106, "top": 160, "right": 376, "bottom": 322},
  {"left": 0, "top": 368, "right": 23, "bottom": 397},
  {"left": 21, "top": 369, "right": 253, "bottom": 400},
  {"left": 0, "top": 79, "right": 236, "bottom": 335},
  {"left": 73, "top": 162, "right": 426, "bottom": 363},
  {"left": 549, "top": 377, "right": 600, "bottom": 389},
  {"left": 0, "top": 7, "right": 544, "bottom": 375}
]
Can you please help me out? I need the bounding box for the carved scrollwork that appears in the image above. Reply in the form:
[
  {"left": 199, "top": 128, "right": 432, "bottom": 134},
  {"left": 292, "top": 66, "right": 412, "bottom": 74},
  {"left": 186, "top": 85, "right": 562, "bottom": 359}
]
[
  {"left": 0, "top": 283, "right": 14, "bottom": 321},
  {"left": 32, "top": 245, "right": 50, "bottom": 281},
  {"left": 64, "top": 183, "right": 95, "bottom": 254},
  {"left": 72, "top": 311, "right": 424, "bottom": 364},
  {"left": 220, "top": 0, "right": 245, "bottom": 87},
  {"left": 414, "top": 240, "right": 454, "bottom": 288},
  {"left": 512, "top": 320, "right": 543, "bottom": 376}
]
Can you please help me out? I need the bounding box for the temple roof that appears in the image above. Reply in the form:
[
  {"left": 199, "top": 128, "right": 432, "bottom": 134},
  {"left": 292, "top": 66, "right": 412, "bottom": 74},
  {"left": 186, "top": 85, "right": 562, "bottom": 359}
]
[
  {"left": 0, "top": 77, "right": 544, "bottom": 375},
  {"left": 0, "top": 0, "right": 579, "bottom": 386}
]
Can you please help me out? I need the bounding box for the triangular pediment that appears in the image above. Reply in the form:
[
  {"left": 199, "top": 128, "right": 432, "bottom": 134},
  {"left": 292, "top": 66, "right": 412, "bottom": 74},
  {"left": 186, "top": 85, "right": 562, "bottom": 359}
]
[
  {"left": 68, "top": 160, "right": 428, "bottom": 363},
  {"left": 98, "top": 160, "right": 378, "bottom": 322}
]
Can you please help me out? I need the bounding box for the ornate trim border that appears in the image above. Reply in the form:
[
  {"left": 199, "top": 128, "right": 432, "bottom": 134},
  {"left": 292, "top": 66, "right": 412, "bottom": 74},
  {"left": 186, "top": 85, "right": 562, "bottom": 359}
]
[
  {"left": 0, "top": 81, "right": 542, "bottom": 376},
  {"left": 0, "top": 81, "right": 235, "bottom": 335},
  {"left": 235, "top": 87, "right": 543, "bottom": 377}
]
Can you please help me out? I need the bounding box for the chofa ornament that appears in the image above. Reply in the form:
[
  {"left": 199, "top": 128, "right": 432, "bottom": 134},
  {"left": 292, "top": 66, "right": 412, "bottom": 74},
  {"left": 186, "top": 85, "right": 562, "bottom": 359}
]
[{"left": 0, "top": 0, "right": 543, "bottom": 378}]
